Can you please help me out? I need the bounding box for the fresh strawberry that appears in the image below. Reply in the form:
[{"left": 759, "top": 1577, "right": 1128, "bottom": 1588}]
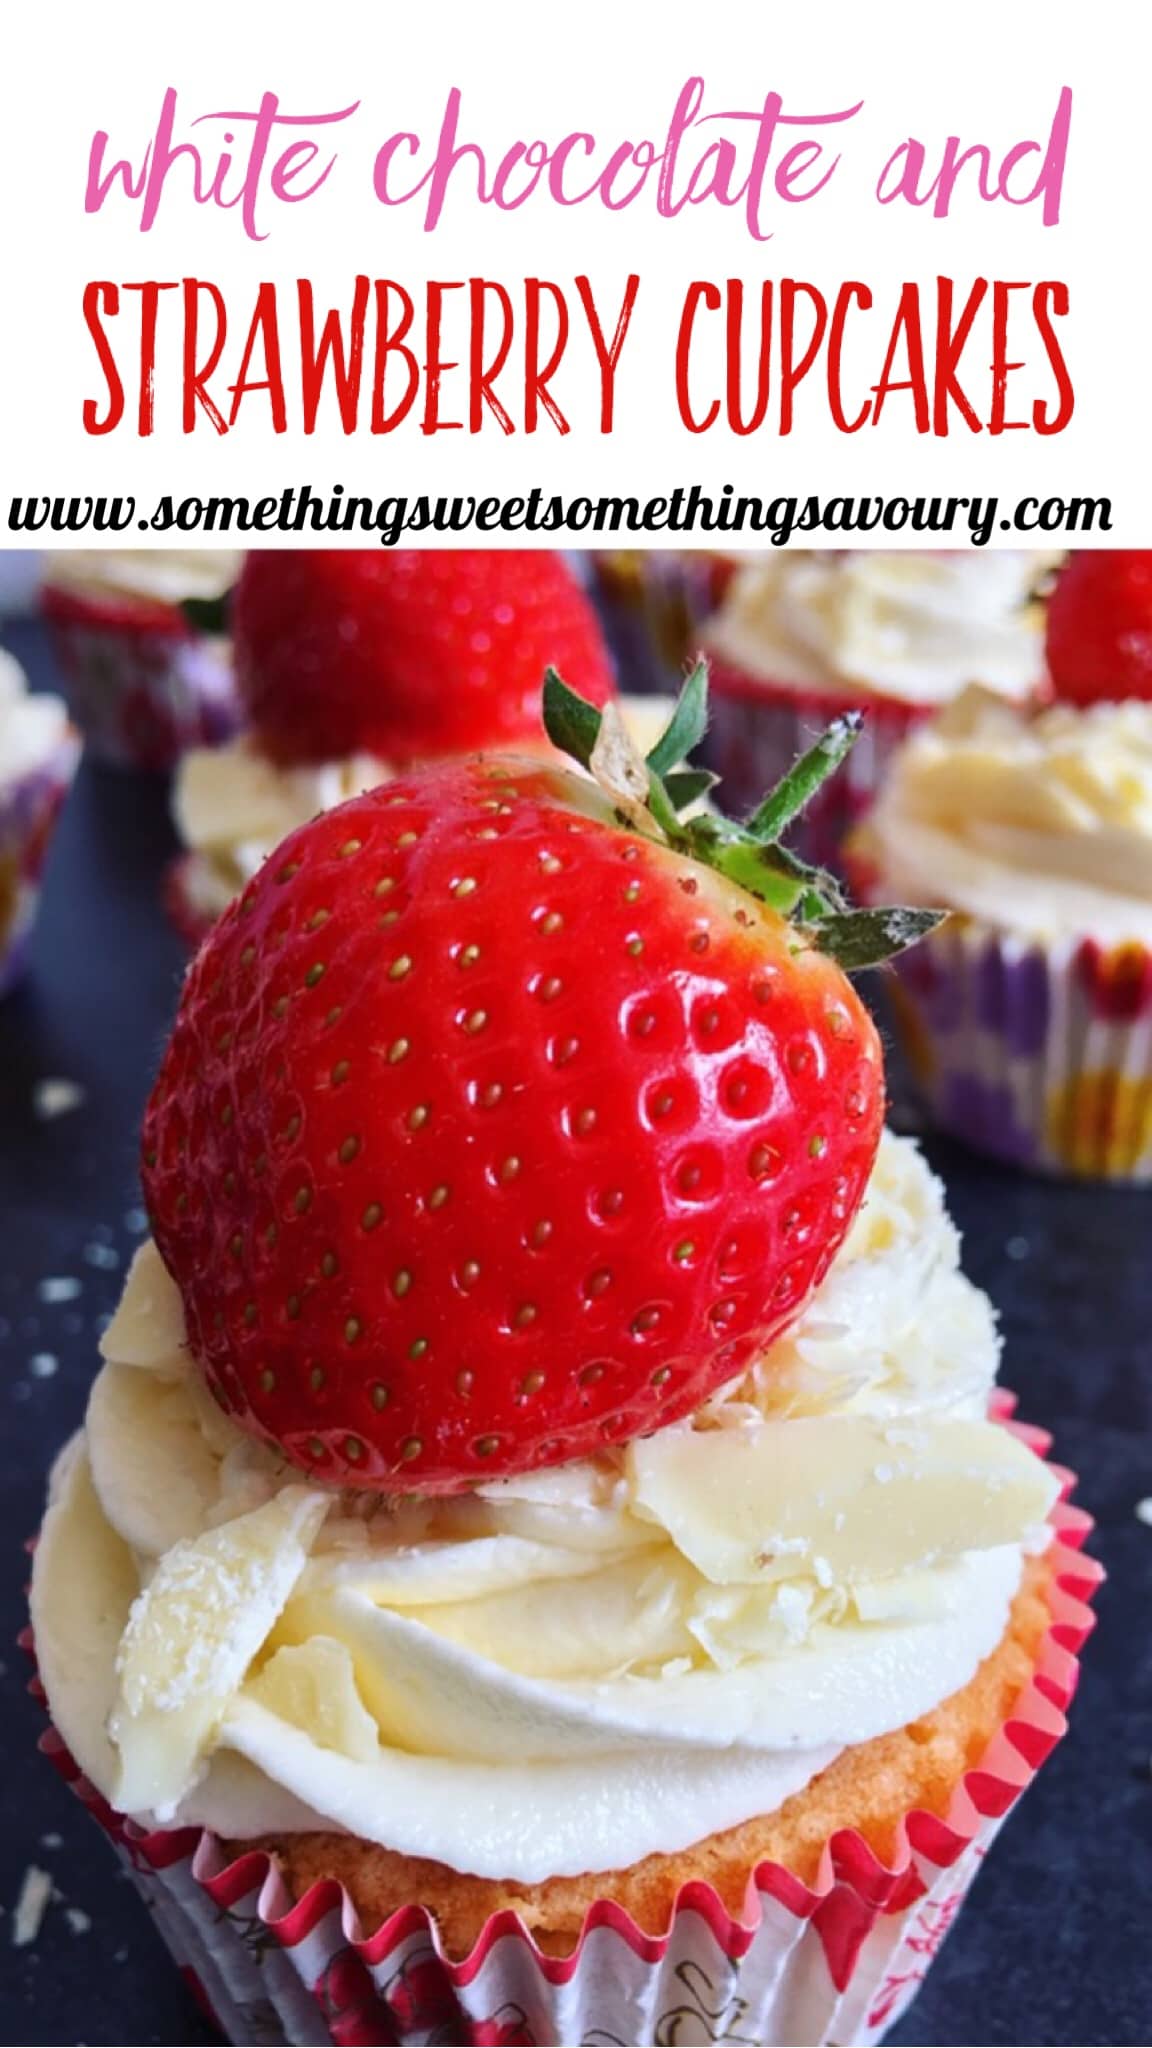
[
  {"left": 141, "top": 669, "right": 938, "bottom": 1493},
  {"left": 232, "top": 549, "right": 617, "bottom": 766},
  {"left": 1046, "top": 550, "right": 1152, "bottom": 703}
]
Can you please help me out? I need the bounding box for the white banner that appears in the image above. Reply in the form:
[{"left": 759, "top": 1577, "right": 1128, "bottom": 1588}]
[{"left": 0, "top": 0, "right": 1146, "bottom": 545}]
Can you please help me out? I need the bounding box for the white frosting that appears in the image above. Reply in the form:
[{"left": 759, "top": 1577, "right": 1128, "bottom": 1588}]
[
  {"left": 173, "top": 741, "right": 393, "bottom": 913},
  {"left": 0, "top": 646, "right": 73, "bottom": 783},
  {"left": 42, "top": 550, "right": 240, "bottom": 608},
  {"left": 173, "top": 698, "right": 680, "bottom": 920},
  {"left": 32, "top": 1136, "right": 1055, "bottom": 1880},
  {"left": 862, "top": 685, "right": 1152, "bottom": 943},
  {"left": 706, "top": 551, "right": 1055, "bottom": 705}
]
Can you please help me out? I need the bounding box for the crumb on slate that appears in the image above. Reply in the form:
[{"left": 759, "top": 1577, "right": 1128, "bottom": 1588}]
[
  {"left": 38, "top": 1278, "right": 82, "bottom": 1305},
  {"left": 12, "top": 1866, "right": 53, "bottom": 1948},
  {"left": 32, "top": 1079, "right": 86, "bottom": 1121},
  {"left": 82, "top": 1244, "right": 120, "bottom": 1272}
]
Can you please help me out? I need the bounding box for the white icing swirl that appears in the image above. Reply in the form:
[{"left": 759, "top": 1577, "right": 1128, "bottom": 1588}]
[
  {"left": 0, "top": 646, "right": 74, "bottom": 783},
  {"left": 42, "top": 550, "right": 240, "bottom": 608},
  {"left": 31, "top": 1134, "right": 1055, "bottom": 1881},
  {"left": 173, "top": 741, "right": 393, "bottom": 916},
  {"left": 861, "top": 685, "right": 1152, "bottom": 943},
  {"left": 706, "top": 551, "right": 1055, "bottom": 705}
]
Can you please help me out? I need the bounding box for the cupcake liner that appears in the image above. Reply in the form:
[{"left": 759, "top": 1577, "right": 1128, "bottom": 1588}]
[
  {"left": 42, "top": 584, "right": 239, "bottom": 771},
  {"left": 591, "top": 553, "right": 738, "bottom": 697},
  {"left": 0, "top": 731, "right": 80, "bottom": 996},
  {"left": 26, "top": 1416, "right": 1099, "bottom": 2047},
  {"left": 706, "top": 661, "right": 929, "bottom": 870},
  {"left": 882, "top": 915, "right": 1152, "bottom": 1183}
]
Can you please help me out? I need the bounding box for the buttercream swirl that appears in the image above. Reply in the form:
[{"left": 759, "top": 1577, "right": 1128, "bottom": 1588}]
[
  {"left": 42, "top": 549, "right": 240, "bottom": 608},
  {"left": 860, "top": 685, "right": 1152, "bottom": 943},
  {"left": 31, "top": 1133, "right": 1055, "bottom": 1881},
  {"left": 0, "top": 646, "right": 74, "bottom": 783},
  {"left": 706, "top": 551, "right": 1056, "bottom": 705}
]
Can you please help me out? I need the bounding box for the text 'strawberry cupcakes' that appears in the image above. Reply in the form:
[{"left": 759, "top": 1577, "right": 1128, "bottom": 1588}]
[
  {"left": 0, "top": 647, "right": 79, "bottom": 997},
  {"left": 41, "top": 550, "right": 241, "bottom": 771},
  {"left": 591, "top": 549, "right": 745, "bottom": 695},
  {"left": 853, "top": 682, "right": 1152, "bottom": 1181},
  {"left": 168, "top": 549, "right": 625, "bottom": 941},
  {"left": 30, "top": 678, "right": 1095, "bottom": 2047},
  {"left": 704, "top": 551, "right": 1058, "bottom": 868}
]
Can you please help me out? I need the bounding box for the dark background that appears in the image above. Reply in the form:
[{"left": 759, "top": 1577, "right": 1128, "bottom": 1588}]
[{"left": 0, "top": 614, "right": 1149, "bottom": 2048}]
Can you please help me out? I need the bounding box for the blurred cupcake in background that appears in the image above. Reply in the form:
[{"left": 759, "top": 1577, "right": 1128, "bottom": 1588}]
[
  {"left": 41, "top": 550, "right": 241, "bottom": 771},
  {"left": 0, "top": 647, "right": 79, "bottom": 997},
  {"left": 705, "top": 551, "right": 1058, "bottom": 866},
  {"left": 590, "top": 549, "right": 745, "bottom": 695},
  {"left": 169, "top": 548, "right": 624, "bottom": 941},
  {"left": 853, "top": 680, "right": 1152, "bottom": 1182}
]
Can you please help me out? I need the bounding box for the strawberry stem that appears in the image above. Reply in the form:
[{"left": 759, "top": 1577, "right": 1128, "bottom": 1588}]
[
  {"left": 744, "top": 713, "right": 862, "bottom": 842},
  {"left": 542, "top": 663, "right": 944, "bottom": 969}
]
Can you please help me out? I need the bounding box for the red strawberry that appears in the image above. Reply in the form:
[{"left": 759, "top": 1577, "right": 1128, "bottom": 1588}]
[
  {"left": 1046, "top": 550, "right": 1152, "bottom": 703},
  {"left": 141, "top": 672, "right": 935, "bottom": 1493},
  {"left": 232, "top": 549, "right": 616, "bottom": 766}
]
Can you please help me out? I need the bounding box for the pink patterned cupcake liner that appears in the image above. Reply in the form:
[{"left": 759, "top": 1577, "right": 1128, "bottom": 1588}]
[
  {"left": 880, "top": 915, "right": 1152, "bottom": 1183},
  {"left": 26, "top": 1408, "right": 1099, "bottom": 2047},
  {"left": 42, "top": 585, "right": 239, "bottom": 772},
  {"left": 0, "top": 730, "right": 80, "bottom": 997},
  {"left": 706, "top": 661, "right": 930, "bottom": 871},
  {"left": 591, "top": 553, "right": 739, "bottom": 698}
]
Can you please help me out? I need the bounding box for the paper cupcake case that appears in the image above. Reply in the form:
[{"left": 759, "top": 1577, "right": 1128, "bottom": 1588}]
[
  {"left": 0, "top": 732, "right": 80, "bottom": 996},
  {"left": 42, "top": 584, "right": 239, "bottom": 772},
  {"left": 591, "top": 553, "right": 738, "bottom": 698},
  {"left": 706, "top": 663, "right": 930, "bottom": 872},
  {"left": 26, "top": 1413, "right": 1099, "bottom": 2048},
  {"left": 883, "top": 917, "right": 1152, "bottom": 1183}
]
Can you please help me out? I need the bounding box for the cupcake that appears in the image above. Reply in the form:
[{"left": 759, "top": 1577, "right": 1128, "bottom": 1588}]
[
  {"left": 41, "top": 549, "right": 240, "bottom": 770},
  {"left": 704, "top": 551, "right": 1057, "bottom": 866},
  {"left": 853, "top": 682, "right": 1152, "bottom": 1181},
  {"left": 0, "top": 646, "right": 79, "bottom": 996},
  {"left": 591, "top": 549, "right": 745, "bottom": 695},
  {"left": 169, "top": 549, "right": 652, "bottom": 940},
  {"left": 30, "top": 683, "right": 1095, "bottom": 2045}
]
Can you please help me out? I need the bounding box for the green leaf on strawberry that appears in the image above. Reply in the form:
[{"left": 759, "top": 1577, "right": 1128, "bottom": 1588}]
[
  {"left": 180, "top": 592, "right": 232, "bottom": 636},
  {"left": 544, "top": 661, "right": 944, "bottom": 965}
]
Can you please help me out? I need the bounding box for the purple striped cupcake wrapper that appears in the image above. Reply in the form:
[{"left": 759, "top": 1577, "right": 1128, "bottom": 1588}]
[{"left": 885, "top": 916, "right": 1152, "bottom": 1184}]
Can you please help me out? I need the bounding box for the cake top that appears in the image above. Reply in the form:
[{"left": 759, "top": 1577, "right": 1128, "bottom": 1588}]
[
  {"left": 705, "top": 548, "right": 1056, "bottom": 704},
  {"left": 41, "top": 548, "right": 241, "bottom": 609},
  {"left": 860, "top": 682, "right": 1152, "bottom": 943},
  {"left": 35, "top": 1128, "right": 1056, "bottom": 1866}
]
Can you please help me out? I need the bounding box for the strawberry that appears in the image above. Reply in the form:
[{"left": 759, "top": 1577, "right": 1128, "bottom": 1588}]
[
  {"left": 141, "top": 669, "right": 938, "bottom": 1493},
  {"left": 1046, "top": 550, "right": 1152, "bottom": 704},
  {"left": 232, "top": 549, "right": 617, "bottom": 766}
]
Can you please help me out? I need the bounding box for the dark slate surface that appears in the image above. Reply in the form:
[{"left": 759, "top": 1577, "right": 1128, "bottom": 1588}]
[{"left": 0, "top": 616, "right": 1149, "bottom": 2048}]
